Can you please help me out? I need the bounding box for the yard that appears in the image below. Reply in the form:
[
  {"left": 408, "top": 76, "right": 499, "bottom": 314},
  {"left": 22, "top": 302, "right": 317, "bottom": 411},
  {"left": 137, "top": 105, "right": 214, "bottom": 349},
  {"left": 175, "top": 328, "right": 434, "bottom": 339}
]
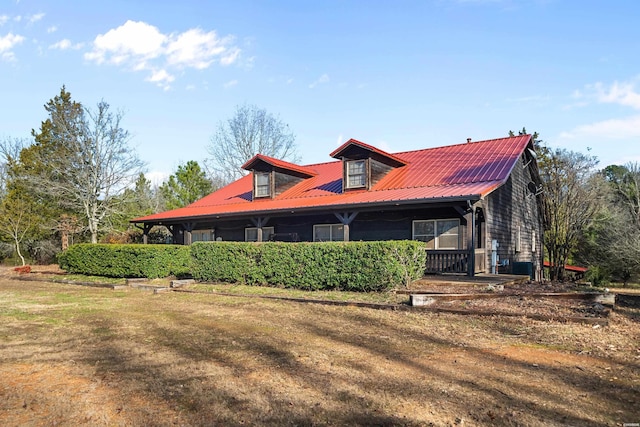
[{"left": 0, "top": 273, "right": 639, "bottom": 426}]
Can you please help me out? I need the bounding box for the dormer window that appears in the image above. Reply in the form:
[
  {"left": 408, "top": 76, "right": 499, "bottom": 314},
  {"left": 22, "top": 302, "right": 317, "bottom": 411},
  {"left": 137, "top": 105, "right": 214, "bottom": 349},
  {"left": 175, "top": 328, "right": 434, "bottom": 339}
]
[
  {"left": 255, "top": 172, "right": 271, "bottom": 198},
  {"left": 242, "top": 154, "right": 317, "bottom": 201},
  {"left": 331, "top": 138, "right": 407, "bottom": 193},
  {"left": 346, "top": 160, "right": 366, "bottom": 189}
]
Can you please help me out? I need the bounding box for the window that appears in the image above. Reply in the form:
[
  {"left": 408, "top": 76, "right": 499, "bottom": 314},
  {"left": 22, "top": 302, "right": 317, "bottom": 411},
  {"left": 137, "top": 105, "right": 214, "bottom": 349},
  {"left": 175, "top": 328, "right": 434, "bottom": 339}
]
[
  {"left": 346, "top": 160, "right": 366, "bottom": 189},
  {"left": 313, "top": 224, "right": 345, "bottom": 242},
  {"left": 413, "top": 219, "right": 459, "bottom": 249},
  {"left": 245, "top": 227, "right": 274, "bottom": 242},
  {"left": 192, "top": 229, "right": 214, "bottom": 242},
  {"left": 255, "top": 172, "right": 271, "bottom": 197}
]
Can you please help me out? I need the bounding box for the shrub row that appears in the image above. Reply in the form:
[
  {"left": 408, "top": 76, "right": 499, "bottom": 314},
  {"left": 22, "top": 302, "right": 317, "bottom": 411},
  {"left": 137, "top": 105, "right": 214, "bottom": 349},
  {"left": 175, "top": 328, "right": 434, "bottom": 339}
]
[
  {"left": 58, "top": 244, "right": 191, "bottom": 279},
  {"left": 190, "top": 240, "right": 426, "bottom": 291},
  {"left": 58, "top": 240, "right": 426, "bottom": 291}
]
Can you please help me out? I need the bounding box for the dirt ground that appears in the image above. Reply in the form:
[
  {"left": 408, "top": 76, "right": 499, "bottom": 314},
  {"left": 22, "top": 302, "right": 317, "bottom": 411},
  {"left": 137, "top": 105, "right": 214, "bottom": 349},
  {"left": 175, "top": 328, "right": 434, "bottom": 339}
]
[{"left": 0, "top": 269, "right": 639, "bottom": 426}]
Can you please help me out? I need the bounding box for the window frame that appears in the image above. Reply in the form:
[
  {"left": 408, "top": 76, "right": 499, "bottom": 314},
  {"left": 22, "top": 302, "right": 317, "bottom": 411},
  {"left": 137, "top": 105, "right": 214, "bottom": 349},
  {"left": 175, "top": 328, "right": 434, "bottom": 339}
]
[
  {"left": 254, "top": 171, "right": 272, "bottom": 198},
  {"left": 313, "top": 224, "right": 345, "bottom": 242},
  {"left": 192, "top": 229, "right": 214, "bottom": 242},
  {"left": 345, "top": 159, "right": 367, "bottom": 189},
  {"left": 245, "top": 226, "right": 275, "bottom": 242},
  {"left": 412, "top": 219, "right": 460, "bottom": 250}
]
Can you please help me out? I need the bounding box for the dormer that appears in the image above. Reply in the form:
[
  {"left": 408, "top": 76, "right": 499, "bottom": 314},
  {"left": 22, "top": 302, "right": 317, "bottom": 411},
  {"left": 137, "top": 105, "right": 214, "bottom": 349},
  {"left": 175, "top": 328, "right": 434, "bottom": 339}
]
[
  {"left": 330, "top": 139, "right": 407, "bottom": 192},
  {"left": 242, "top": 154, "right": 316, "bottom": 199}
]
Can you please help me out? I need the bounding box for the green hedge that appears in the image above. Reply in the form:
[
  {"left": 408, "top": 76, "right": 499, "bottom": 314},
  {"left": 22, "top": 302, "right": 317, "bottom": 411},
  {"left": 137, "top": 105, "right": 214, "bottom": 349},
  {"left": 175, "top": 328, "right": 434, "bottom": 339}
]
[
  {"left": 191, "top": 240, "right": 426, "bottom": 291},
  {"left": 58, "top": 244, "right": 191, "bottom": 279}
]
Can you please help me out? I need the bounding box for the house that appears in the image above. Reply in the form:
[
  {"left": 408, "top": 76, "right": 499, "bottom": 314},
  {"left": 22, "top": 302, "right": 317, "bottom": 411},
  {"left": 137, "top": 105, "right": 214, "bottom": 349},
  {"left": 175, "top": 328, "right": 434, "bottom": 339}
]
[{"left": 131, "top": 135, "right": 544, "bottom": 279}]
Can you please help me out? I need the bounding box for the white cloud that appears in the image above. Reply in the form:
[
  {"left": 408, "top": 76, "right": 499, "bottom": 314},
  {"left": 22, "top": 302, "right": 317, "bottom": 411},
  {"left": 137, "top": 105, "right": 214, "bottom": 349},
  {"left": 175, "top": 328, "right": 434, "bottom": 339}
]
[
  {"left": 590, "top": 80, "right": 640, "bottom": 110},
  {"left": 28, "top": 13, "right": 44, "bottom": 24},
  {"left": 85, "top": 20, "right": 166, "bottom": 65},
  {"left": 49, "top": 39, "right": 83, "bottom": 50},
  {"left": 223, "top": 79, "right": 238, "bottom": 88},
  {"left": 309, "top": 73, "right": 329, "bottom": 89},
  {"left": 47, "top": 25, "right": 57, "bottom": 33},
  {"left": 85, "top": 20, "right": 241, "bottom": 89},
  {"left": 0, "top": 15, "right": 9, "bottom": 26},
  {"left": 0, "top": 32, "right": 25, "bottom": 61},
  {"left": 145, "top": 69, "right": 175, "bottom": 91},
  {"left": 559, "top": 115, "right": 640, "bottom": 141},
  {"left": 13, "top": 15, "right": 21, "bottom": 23},
  {"left": 166, "top": 28, "right": 233, "bottom": 69},
  {"left": 572, "top": 77, "right": 640, "bottom": 110}
]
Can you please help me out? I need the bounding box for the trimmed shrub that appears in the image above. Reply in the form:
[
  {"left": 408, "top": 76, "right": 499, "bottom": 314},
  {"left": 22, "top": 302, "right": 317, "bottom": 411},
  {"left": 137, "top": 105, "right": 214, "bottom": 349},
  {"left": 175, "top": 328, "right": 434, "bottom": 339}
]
[
  {"left": 58, "top": 244, "right": 191, "bottom": 279},
  {"left": 191, "top": 240, "right": 426, "bottom": 291}
]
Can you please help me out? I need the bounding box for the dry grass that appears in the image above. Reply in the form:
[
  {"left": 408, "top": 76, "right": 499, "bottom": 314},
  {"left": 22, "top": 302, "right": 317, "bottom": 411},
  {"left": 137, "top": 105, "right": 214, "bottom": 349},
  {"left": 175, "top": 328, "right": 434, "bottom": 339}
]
[{"left": 0, "top": 277, "right": 639, "bottom": 426}]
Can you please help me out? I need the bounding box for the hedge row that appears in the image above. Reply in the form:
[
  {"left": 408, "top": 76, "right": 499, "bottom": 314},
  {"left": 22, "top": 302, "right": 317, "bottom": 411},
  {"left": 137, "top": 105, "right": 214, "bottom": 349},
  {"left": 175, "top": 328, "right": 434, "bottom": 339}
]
[
  {"left": 190, "top": 241, "right": 426, "bottom": 291},
  {"left": 57, "top": 244, "right": 191, "bottom": 279},
  {"left": 58, "top": 240, "right": 426, "bottom": 291}
]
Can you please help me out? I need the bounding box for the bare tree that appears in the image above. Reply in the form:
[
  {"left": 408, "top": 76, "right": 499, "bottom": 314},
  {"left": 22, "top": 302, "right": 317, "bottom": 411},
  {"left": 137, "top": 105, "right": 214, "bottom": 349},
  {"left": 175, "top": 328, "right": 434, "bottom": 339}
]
[
  {"left": 0, "top": 196, "right": 34, "bottom": 265},
  {"left": 208, "top": 104, "right": 300, "bottom": 182},
  {"left": 539, "top": 148, "right": 599, "bottom": 280},
  {"left": 27, "top": 100, "right": 144, "bottom": 243}
]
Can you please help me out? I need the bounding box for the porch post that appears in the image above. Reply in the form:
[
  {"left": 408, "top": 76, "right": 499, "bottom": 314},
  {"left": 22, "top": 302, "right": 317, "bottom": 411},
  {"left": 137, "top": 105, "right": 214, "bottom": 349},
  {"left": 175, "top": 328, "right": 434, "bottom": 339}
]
[
  {"left": 250, "top": 217, "right": 270, "bottom": 242},
  {"left": 334, "top": 212, "right": 358, "bottom": 242},
  {"left": 182, "top": 222, "right": 195, "bottom": 245},
  {"left": 468, "top": 205, "right": 476, "bottom": 277}
]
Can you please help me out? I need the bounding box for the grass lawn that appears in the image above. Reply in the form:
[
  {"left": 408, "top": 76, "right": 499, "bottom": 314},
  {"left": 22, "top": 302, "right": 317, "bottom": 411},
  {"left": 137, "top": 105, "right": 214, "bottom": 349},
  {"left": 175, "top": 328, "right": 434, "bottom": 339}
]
[{"left": 0, "top": 277, "right": 639, "bottom": 426}]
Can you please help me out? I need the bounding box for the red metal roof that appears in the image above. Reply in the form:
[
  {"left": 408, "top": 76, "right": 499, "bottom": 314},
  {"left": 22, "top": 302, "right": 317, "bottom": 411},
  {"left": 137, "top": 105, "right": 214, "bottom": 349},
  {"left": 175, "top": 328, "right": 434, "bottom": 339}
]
[
  {"left": 133, "top": 135, "right": 532, "bottom": 223},
  {"left": 241, "top": 154, "right": 317, "bottom": 177}
]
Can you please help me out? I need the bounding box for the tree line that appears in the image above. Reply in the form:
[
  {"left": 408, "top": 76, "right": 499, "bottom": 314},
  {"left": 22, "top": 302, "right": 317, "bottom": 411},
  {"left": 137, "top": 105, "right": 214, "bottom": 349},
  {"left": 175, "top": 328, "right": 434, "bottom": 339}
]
[
  {"left": 0, "top": 86, "right": 299, "bottom": 265},
  {"left": 1, "top": 86, "right": 637, "bottom": 286},
  {"left": 510, "top": 128, "right": 640, "bottom": 285}
]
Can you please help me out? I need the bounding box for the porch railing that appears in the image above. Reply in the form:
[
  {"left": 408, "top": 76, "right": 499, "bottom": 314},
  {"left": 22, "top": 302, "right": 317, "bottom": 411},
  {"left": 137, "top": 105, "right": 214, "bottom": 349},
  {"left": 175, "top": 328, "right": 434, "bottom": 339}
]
[{"left": 425, "top": 250, "right": 470, "bottom": 274}]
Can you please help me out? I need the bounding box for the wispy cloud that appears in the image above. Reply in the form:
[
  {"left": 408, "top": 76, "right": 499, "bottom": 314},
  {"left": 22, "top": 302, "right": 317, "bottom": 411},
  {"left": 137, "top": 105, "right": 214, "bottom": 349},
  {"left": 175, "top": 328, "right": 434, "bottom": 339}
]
[
  {"left": 85, "top": 20, "right": 241, "bottom": 90},
  {"left": 47, "top": 25, "right": 57, "bottom": 33},
  {"left": 0, "top": 32, "right": 25, "bottom": 61},
  {"left": 49, "top": 38, "right": 83, "bottom": 50},
  {"left": 309, "top": 73, "right": 329, "bottom": 89},
  {"left": 560, "top": 77, "right": 640, "bottom": 143},
  {"left": 223, "top": 79, "right": 238, "bottom": 89},
  {"left": 559, "top": 115, "right": 640, "bottom": 141},
  {"left": 0, "top": 15, "right": 9, "bottom": 26},
  {"left": 27, "top": 13, "right": 44, "bottom": 24},
  {"left": 572, "top": 77, "right": 640, "bottom": 110}
]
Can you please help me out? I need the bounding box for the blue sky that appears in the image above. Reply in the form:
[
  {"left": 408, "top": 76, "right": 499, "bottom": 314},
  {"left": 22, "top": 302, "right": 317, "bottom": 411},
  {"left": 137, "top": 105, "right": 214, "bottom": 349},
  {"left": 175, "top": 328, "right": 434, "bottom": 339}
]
[{"left": 1, "top": 0, "right": 639, "bottom": 183}]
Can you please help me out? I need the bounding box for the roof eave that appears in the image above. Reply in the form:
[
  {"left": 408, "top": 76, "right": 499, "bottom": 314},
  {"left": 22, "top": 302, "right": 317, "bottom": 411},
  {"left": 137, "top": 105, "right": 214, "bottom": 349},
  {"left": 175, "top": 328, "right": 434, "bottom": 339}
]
[{"left": 130, "top": 194, "right": 484, "bottom": 226}]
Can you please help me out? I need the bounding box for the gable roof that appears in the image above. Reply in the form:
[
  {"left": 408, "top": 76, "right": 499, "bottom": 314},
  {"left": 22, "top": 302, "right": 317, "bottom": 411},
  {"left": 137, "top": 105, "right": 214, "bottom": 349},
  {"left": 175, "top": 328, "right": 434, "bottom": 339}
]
[
  {"left": 330, "top": 138, "right": 407, "bottom": 167},
  {"left": 241, "top": 153, "right": 317, "bottom": 178},
  {"left": 133, "top": 134, "right": 532, "bottom": 223}
]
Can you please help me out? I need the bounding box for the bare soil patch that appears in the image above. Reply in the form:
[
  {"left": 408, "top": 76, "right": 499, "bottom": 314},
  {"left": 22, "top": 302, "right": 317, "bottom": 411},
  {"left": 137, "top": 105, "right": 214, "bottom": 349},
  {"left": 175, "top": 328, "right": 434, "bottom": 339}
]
[{"left": 0, "top": 276, "right": 639, "bottom": 426}]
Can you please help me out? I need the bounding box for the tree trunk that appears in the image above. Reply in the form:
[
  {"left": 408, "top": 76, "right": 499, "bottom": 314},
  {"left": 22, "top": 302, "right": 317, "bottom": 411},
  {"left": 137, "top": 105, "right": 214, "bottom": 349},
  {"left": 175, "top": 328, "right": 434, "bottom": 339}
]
[{"left": 13, "top": 237, "right": 25, "bottom": 266}]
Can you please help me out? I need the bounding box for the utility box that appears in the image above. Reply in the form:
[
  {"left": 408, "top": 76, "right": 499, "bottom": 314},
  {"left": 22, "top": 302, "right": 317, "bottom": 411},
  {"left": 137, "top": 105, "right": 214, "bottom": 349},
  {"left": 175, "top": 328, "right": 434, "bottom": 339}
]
[{"left": 512, "top": 261, "right": 534, "bottom": 279}]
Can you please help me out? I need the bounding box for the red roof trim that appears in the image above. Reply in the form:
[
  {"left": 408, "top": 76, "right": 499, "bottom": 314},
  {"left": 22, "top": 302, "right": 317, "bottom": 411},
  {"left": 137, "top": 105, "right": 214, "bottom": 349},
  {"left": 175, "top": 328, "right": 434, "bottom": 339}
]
[
  {"left": 241, "top": 154, "right": 317, "bottom": 177},
  {"left": 543, "top": 261, "right": 588, "bottom": 273},
  {"left": 330, "top": 138, "right": 407, "bottom": 166}
]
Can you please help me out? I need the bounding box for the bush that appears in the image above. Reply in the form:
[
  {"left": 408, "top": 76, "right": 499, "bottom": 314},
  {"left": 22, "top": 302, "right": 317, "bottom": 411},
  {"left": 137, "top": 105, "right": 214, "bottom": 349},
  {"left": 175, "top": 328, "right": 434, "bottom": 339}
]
[
  {"left": 25, "top": 239, "right": 61, "bottom": 265},
  {"left": 58, "top": 244, "right": 191, "bottom": 278},
  {"left": 191, "top": 240, "right": 426, "bottom": 291},
  {"left": 0, "top": 242, "right": 14, "bottom": 263}
]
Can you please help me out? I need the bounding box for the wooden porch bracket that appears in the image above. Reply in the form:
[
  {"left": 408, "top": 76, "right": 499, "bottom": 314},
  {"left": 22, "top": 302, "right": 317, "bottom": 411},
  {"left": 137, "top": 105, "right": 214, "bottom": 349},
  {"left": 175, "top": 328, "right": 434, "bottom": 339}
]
[
  {"left": 134, "top": 223, "right": 154, "bottom": 244},
  {"left": 334, "top": 212, "right": 359, "bottom": 242},
  {"left": 181, "top": 222, "right": 196, "bottom": 245},
  {"left": 250, "top": 217, "right": 271, "bottom": 242}
]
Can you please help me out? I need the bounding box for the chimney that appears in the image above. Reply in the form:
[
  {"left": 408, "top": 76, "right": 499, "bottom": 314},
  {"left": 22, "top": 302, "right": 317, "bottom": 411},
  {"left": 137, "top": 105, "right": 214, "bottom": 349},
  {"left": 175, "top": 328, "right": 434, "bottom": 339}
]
[{"left": 467, "top": 138, "right": 472, "bottom": 143}]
